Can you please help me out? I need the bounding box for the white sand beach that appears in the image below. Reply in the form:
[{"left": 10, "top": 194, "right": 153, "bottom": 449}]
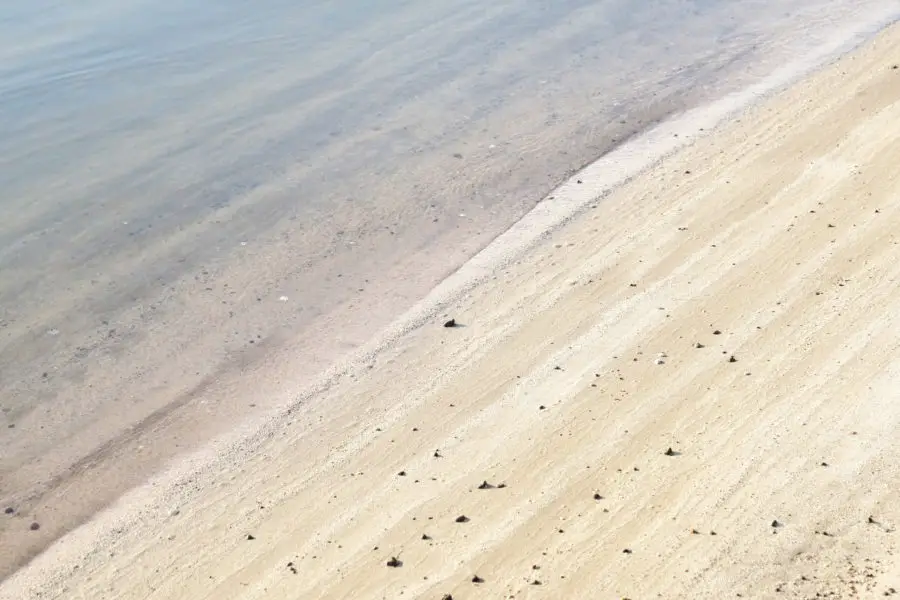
[{"left": 3, "top": 18, "right": 900, "bottom": 600}]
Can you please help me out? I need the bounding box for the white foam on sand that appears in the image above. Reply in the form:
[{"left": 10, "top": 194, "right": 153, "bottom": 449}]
[{"left": 2, "top": 6, "right": 898, "bottom": 598}]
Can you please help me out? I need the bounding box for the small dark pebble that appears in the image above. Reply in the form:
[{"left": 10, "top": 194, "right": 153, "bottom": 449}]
[
  {"left": 472, "top": 575, "right": 484, "bottom": 583},
  {"left": 710, "top": 531, "right": 717, "bottom": 536},
  {"left": 30, "top": 522, "right": 40, "bottom": 531},
  {"left": 497, "top": 483, "right": 507, "bottom": 489},
  {"left": 539, "top": 405, "right": 546, "bottom": 410},
  {"left": 422, "top": 534, "right": 432, "bottom": 540},
  {"left": 695, "top": 342, "right": 705, "bottom": 348},
  {"left": 442, "top": 596, "right": 454, "bottom": 600},
  {"left": 665, "top": 447, "right": 676, "bottom": 456},
  {"left": 622, "top": 548, "right": 632, "bottom": 554},
  {"left": 593, "top": 493, "right": 603, "bottom": 500},
  {"left": 478, "top": 481, "right": 493, "bottom": 490},
  {"left": 398, "top": 471, "right": 407, "bottom": 477},
  {"left": 576, "top": 179, "right": 583, "bottom": 184},
  {"left": 387, "top": 556, "right": 402, "bottom": 568},
  {"left": 728, "top": 355, "right": 737, "bottom": 363},
  {"left": 713, "top": 329, "right": 722, "bottom": 335},
  {"left": 4, "top": 507, "right": 13, "bottom": 515},
  {"left": 691, "top": 529, "right": 700, "bottom": 534},
  {"left": 246, "top": 534, "right": 255, "bottom": 540},
  {"left": 531, "top": 580, "right": 542, "bottom": 585},
  {"left": 443, "top": 319, "right": 457, "bottom": 328},
  {"left": 771, "top": 520, "right": 781, "bottom": 528},
  {"left": 869, "top": 516, "right": 877, "bottom": 524},
  {"left": 455, "top": 515, "right": 470, "bottom": 523}
]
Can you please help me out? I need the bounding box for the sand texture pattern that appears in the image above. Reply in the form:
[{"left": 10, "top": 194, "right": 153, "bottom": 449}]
[{"left": 3, "top": 21, "right": 900, "bottom": 600}]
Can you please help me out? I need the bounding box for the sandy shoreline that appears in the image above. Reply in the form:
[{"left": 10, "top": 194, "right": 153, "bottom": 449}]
[{"left": 4, "top": 17, "right": 900, "bottom": 600}]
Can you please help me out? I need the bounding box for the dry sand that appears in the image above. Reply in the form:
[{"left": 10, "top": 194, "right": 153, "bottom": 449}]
[{"left": 3, "top": 20, "right": 900, "bottom": 600}]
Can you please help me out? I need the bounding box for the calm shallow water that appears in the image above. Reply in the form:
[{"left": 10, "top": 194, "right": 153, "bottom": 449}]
[{"left": 0, "top": 0, "right": 897, "bottom": 577}]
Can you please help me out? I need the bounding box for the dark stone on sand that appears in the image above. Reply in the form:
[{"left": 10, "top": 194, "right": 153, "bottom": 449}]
[
  {"left": 695, "top": 342, "right": 705, "bottom": 348},
  {"left": 868, "top": 516, "right": 877, "bottom": 524},
  {"left": 728, "top": 355, "right": 737, "bottom": 363},
  {"left": 387, "top": 556, "right": 402, "bottom": 568},
  {"left": 665, "top": 447, "right": 676, "bottom": 456},
  {"left": 455, "top": 515, "right": 470, "bottom": 523},
  {"left": 622, "top": 548, "right": 632, "bottom": 554},
  {"left": 472, "top": 575, "right": 484, "bottom": 583},
  {"left": 593, "top": 493, "right": 603, "bottom": 500},
  {"left": 434, "top": 450, "right": 441, "bottom": 458},
  {"left": 691, "top": 529, "right": 700, "bottom": 534},
  {"left": 29, "top": 522, "right": 40, "bottom": 531},
  {"left": 821, "top": 462, "right": 829, "bottom": 467},
  {"left": 422, "top": 534, "right": 432, "bottom": 540},
  {"left": 576, "top": 179, "right": 583, "bottom": 184},
  {"left": 713, "top": 329, "right": 722, "bottom": 335},
  {"left": 539, "top": 405, "right": 546, "bottom": 410},
  {"left": 497, "top": 483, "right": 507, "bottom": 489},
  {"left": 247, "top": 534, "right": 255, "bottom": 540},
  {"left": 532, "top": 580, "right": 542, "bottom": 585},
  {"left": 442, "top": 596, "right": 454, "bottom": 600},
  {"left": 398, "top": 471, "right": 407, "bottom": 476},
  {"left": 443, "top": 319, "right": 457, "bottom": 328},
  {"left": 710, "top": 531, "right": 717, "bottom": 535},
  {"left": 478, "top": 481, "right": 493, "bottom": 490},
  {"left": 4, "top": 507, "right": 13, "bottom": 515},
  {"left": 771, "top": 520, "right": 781, "bottom": 528}
]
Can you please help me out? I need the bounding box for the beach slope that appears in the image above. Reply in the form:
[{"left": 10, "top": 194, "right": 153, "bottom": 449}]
[{"left": 4, "top": 22, "right": 900, "bottom": 600}]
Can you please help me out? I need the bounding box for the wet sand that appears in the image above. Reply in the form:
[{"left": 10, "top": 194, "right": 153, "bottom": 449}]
[
  {"left": 5, "top": 0, "right": 897, "bottom": 579},
  {"left": 3, "top": 17, "right": 900, "bottom": 600}
]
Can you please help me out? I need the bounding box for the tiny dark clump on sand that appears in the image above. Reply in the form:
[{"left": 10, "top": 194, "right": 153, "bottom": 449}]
[
  {"left": 665, "top": 447, "right": 677, "bottom": 456},
  {"left": 729, "top": 355, "right": 738, "bottom": 363},
  {"left": 29, "top": 522, "right": 40, "bottom": 531},
  {"left": 4, "top": 507, "right": 14, "bottom": 515},
  {"left": 771, "top": 520, "right": 781, "bottom": 528},
  {"left": 443, "top": 319, "right": 457, "bottom": 328},
  {"left": 478, "top": 481, "right": 493, "bottom": 489},
  {"left": 594, "top": 493, "right": 603, "bottom": 500},
  {"left": 246, "top": 534, "right": 255, "bottom": 540},
  {"left": 386, "top": 556, "right": 402, "bottom": 568},
  {"left": 622, "top": 548, "right": 632, "bottom": 554},
  {"left": 455, "top": 515, "right": 470, "bottom": 523},
  {"left": 472, "top": 575, "right": 484, "bottom": 583}
]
